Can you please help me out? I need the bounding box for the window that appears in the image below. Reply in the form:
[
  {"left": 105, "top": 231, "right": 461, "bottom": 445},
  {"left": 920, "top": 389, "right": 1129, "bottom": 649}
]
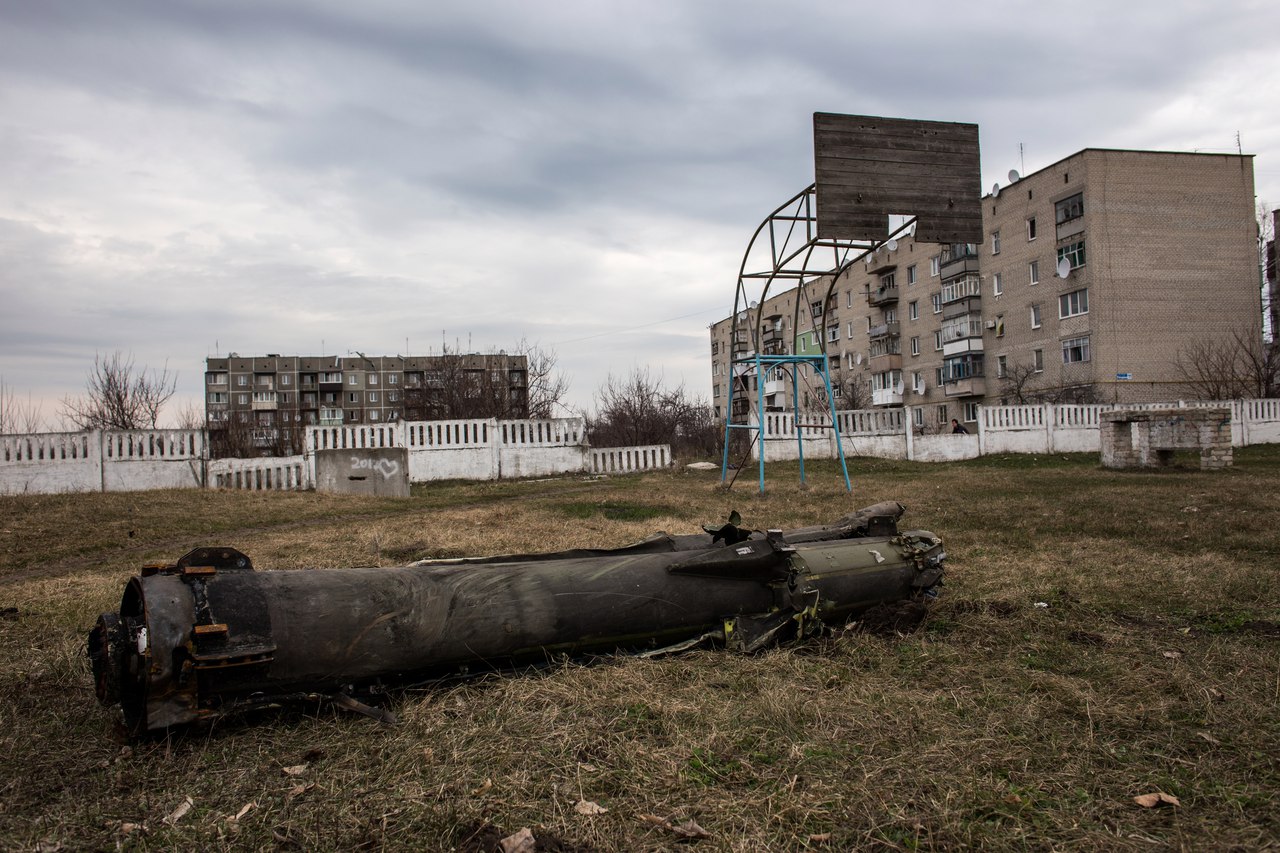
[
  {"left": 207, "top": 373, "right": 227, "bottom": 386},
  {"left": 930, "top": 255, "right": 940, "bottom": 277},
  {"left": 913, "top": 408, "right": 924, "bottom": 427},
  {"left": 909, "top": 301, "right": 919, "bottom": 320},
  {"left": 1034, "top": 349, "right": 1044, "bottom": 372},
  {"left": 881, "top": 271, "right": 896, "bottom": 289},
  {"left": 388, "top": 373, "right": 399, "bottom": 385},
  {"left": 1027, "top": 217, "right": 1037, "bottom": 240},
  {"left": 713, "top": 384, "right": 721, "bottom": 398},
  {"left": 963, "top": 402, "right": 979, "bottom": 422},
  {"left": 991, "top": 230, "right": 1001, "bottom": 255},
  {"left": 847, "top": 322, "right": 855, "bottom": 339},
  {"left": 1031, "top": 304, "right": 1042, "bottom": 329},
  {"left": 1029, "top": 260, "right": 1040, "bottom": 285},
  {"left": 1055, "top": 192, "right": 1084, "bottom": 225},
  {"left": 368, "top": 391, "right": 378, "bottom": 403},
  {"left": 934, "top": 331, "right": 944, "bottom": 351},
  {"left": 907, "top": 264, "right": 917, "bottom": 285},
  {"left": 237, "top": 394, "right": 248, "bottom": 405},
  {"left": 369, "top": 410, "right": 380, "bottom": 421},
  {"left": 992, "top": 273, "right": 1003, "bottom": 296},
  {"left": 388, "top": 391, "right": 399, "bottom": 402},
  {"left": 884, "top": 308, "right": 897, "bottom": 324},
  {"left": 935, "top": 367, "right": 945, "bottom": 385},
  {"left": 810, "top": 300, "right": 823, "bottom": 318},
  {"left": 936, "top": 405, "right": 949, "bottom": 425},
  {"left": 847, "top": 290, "right": 855, "bottom": 307},
  {"left": 711, "top": 341, "right": 719, "bottom": 356},
  {"left": 368, "top": 373, "right": 378, "bottom": 385},
  {"left": 1062, "top": 336, "right": 1091, "bottom": 364},
  {"left": 1059, "top": 288, "right": 1089, "bottom": 318},
  {"left": 997, "top": 355, "right": 1007, "bottom": 378},
  {"left": 208, "top": 392, "right": 227, "bottom": 404},
  {"left": 349, "top": 375, "right": 359, "bottom": 385},
  {"left": 1057, "top": 241, "right": 1086, "bottom": 270},
  {"left": 931, "top": 293, "right": 942, "bottom": 314},
  {"left": 827, "top": 324, "right": 839, "bottom": 343},
  {"left": 237, "top": 375, "right": 248, "bottom": 387},
  {"left": 278, "top": 392, "right": 289, "bottom": 404},
  {"left": 281, "top": 374, "right": 291, "bottom": 386},
  {"left": 910, "top": 336, "right": 920, "bottom": 356},
  {"left": 348, "top": 392, "right": 359, "bottom": 403}
]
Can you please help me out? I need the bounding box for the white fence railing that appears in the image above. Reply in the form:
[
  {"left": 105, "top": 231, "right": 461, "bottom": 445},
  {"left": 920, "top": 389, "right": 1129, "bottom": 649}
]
[
  {"left": 0, "top": 419, "right": 671, "bottom": 495},
  {"left": 753, "top": 399, "right": 1280, "bottom": 463}
]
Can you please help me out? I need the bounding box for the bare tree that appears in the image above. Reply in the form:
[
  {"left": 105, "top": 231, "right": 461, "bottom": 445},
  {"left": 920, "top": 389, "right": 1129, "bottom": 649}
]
[
  {"left": 588, "top": 367, "right": 717, "bottom": 458},
  {"left": 515, "top": 338, "right": 570, "bottom": 419},
  {"left": 0, "top": 377, "right": 44, "bottom": 434},
  {"left": 1175, "top": 328, "right": 1279, "bottom": 400},
  {"left": 999, "top": 362, "right": 1043, "bottom": 404},
  {"left": 172, "top": 401, "right": 205, "bottom": 431},
  {"left": 59, "top": 351, "right": 177, "bottom": 430}
]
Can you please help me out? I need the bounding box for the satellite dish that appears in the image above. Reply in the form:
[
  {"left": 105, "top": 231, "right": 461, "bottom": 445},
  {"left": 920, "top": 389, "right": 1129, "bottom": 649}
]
[
  {"left": 992, "top": 182, "right": 1001, "bottom": 196},
  {"left": 887, "top": 239, "right": 899, "bottom": 251},
  {"left": 854, "top": 353, "right": 863, "bottom": 365},
  {"left": 1056, "top": 257, "right": 1071, "bottom": 279},
  {"left": 749, "top": 300, "right": 758, "bottom": 309},
  {"left": 1008, "top": 169, "right": 1021, "bottom": 183}
]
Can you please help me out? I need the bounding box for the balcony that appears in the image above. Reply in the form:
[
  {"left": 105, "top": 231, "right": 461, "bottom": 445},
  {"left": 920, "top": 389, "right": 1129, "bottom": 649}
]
[
  {"left": 942, "top": 337, "right": 984, "bottom": 357},
  {"left": 940, "top": 243, "right": 980, "bottom": 277},
  {"left": 869, "top": 352, "right": 903, "bottom": 373},
  {"left": 867, "top": 284, "right": 899, "bottom": 307},
  {"left": 868, "top": 321, "right": 900, "bottom": 340},
  {"left": 943, "top": 377, "right": 986, "bottom": 397},
  {"left": 872, "top": 386, "right": 904, "bottom": 406},
  {"left": 251, "top": 392, "right": 278, "bottom": 411},
  {"left": 941, "top": 274, "right": 982, "bottom": 305}
]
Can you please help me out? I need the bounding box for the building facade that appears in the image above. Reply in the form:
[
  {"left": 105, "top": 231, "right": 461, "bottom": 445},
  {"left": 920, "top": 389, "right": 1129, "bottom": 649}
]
[
  {"left": 710, "top": 148, "right": 1261, "bottom": 430},
  {"left": 205, "top": 352, "right": 528, "bottom": 454}
]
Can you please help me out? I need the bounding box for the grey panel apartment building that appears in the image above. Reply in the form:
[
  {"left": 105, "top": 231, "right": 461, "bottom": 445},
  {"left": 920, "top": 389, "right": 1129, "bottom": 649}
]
[
  {"left": 709, "top": 148, "right": 1261, "bottom": 430},
  {"left": 205, "top": 353, "right": 529, "bottom": 452}
]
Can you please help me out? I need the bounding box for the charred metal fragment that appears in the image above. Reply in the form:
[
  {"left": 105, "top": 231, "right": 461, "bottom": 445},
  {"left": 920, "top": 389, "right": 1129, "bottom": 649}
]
[{"left": 88, "top": 503, "right": 944, "bottom": 736}]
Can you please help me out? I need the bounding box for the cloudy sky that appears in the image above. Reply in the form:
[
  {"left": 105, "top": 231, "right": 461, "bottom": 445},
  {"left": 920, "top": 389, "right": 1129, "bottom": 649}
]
[{"left": 2, "top": 0, "right": 1278, "bottom": 426}]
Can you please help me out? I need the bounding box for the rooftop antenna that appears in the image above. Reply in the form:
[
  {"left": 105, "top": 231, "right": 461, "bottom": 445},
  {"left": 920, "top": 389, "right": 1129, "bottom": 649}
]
[{"left": 1019, "top": 142, "right": 1025, "bottom": 175}]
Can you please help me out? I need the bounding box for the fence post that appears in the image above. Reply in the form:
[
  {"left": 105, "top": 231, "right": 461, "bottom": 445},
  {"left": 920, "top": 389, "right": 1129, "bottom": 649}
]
[
  {"left": 1044, "top": 403, "right": 1055, "bottom": 453},
  {"left": 904, "top": 406, "right": 915, "bottom": 461},
  {"left": 976, "top": 405, "right": 987, "bottom": 457}
]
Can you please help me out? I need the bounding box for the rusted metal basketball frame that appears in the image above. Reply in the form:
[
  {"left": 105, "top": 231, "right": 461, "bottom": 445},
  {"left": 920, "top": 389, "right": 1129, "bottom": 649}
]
[{"left": 721, "top": 182, "right": 917, "bottom": 492}]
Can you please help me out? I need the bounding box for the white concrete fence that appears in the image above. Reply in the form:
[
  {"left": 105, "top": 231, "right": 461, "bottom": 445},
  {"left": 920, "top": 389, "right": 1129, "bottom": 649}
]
[
  {"left": 0, "top": 417, "right": 673, "bottom": 495},
  {"left": 754, "top": 399, "right": 1280, "bottom": 463},
  {"left": 6, "top": 402, "right": 1278, "bottom": 496}
]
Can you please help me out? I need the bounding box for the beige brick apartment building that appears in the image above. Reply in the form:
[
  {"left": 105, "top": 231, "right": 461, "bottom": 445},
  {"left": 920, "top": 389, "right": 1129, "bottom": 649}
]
[
  {"left": 709, "top": 148, "right": 1261, "bottom": 430},
  {"left": 205, "top": 352, "right": 528, "bottom": 454}
]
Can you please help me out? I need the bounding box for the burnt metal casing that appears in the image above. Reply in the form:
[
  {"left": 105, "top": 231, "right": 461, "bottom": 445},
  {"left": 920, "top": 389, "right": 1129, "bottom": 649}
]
[{"left": 89, "top": 503, "right": 944, "bottom": 735}]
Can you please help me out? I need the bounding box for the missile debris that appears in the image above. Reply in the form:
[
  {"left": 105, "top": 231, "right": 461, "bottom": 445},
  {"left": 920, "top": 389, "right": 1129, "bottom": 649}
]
[{"left": 88, "top": 502, "right": 944, "bottom": 735}]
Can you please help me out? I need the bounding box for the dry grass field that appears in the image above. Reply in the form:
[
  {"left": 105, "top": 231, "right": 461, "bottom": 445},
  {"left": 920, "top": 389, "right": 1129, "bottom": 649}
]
[{"left": 1, "top": 448, "right": 1278, "bottom": 851}]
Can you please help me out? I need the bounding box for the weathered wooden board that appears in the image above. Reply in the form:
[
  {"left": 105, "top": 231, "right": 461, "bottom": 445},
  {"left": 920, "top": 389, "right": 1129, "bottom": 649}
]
[{"left": 814, "top": 113, "right": 982, "bottom": 244}]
